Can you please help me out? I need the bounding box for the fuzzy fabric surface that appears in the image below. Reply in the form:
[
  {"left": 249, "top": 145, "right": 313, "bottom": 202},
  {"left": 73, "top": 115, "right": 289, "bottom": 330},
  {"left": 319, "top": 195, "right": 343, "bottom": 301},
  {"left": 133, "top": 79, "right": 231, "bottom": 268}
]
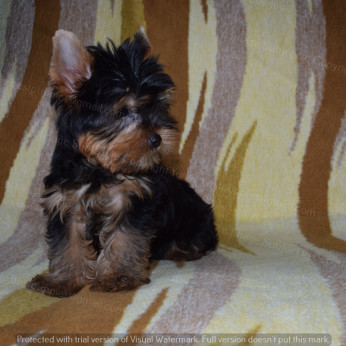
[{"left": 0, "top": 0, "right": 345, "bottom": 345}]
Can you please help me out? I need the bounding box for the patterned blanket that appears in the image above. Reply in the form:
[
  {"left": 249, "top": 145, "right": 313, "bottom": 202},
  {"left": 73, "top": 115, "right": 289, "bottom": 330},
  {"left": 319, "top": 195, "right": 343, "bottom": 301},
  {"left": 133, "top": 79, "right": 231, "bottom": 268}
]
[{"left": 0, "top": 0, "right": 345, "bottom": 345}]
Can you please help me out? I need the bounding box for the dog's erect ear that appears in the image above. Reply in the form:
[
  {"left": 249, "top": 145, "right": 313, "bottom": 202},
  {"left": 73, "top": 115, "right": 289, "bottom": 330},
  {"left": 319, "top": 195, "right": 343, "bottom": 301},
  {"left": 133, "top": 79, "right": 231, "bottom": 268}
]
[
  {"left": 136, "top": 26, "right": 151, "bottom": 57},
  {"left": 49, "top": 30, "right": 93, "bottom": 100},
  {"left": 139, "top": 26, "right": 150, "bottom": 46}
]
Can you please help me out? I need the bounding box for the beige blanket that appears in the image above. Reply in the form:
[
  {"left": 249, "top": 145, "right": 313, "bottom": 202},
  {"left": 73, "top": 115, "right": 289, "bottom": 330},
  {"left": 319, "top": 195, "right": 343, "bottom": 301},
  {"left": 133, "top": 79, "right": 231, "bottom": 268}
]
[{"left": 0, "top": 0, "right": 345, "bottom": 345}]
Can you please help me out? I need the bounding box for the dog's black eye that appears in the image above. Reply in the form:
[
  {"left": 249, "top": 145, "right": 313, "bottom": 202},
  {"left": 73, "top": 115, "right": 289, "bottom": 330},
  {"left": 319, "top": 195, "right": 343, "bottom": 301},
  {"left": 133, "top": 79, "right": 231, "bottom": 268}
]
[
  {"left": 116, "top": 107, "right": 140, "bottom": 123},
  {"left": 118, "top": 107, "right": 130, "bottom": 118}
]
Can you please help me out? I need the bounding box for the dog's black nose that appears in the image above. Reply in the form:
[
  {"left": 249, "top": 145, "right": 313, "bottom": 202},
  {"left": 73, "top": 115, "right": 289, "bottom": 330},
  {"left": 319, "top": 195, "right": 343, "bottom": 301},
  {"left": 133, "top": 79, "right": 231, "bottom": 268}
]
[{"left": 149, "top": 134, "right": 162, "bottom": 148}]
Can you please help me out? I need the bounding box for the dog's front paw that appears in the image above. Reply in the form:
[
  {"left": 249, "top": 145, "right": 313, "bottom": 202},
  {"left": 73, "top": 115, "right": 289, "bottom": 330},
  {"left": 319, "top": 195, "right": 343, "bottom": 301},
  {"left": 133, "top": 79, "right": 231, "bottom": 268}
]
[
  {"left": 90, "top": 275, "right": 150, "bottom": 292},
  {"left": 27, "top": 274, "right": 82, "bottom": 298}
]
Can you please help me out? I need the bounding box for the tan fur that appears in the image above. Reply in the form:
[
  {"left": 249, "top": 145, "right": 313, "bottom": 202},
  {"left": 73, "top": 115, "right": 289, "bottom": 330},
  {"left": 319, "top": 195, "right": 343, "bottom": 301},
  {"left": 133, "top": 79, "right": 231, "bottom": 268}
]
[
  {"left": 158, "top": 87, "right": 175, "bottom": 104},
  {"left": 89, "top": 177, "right": 153, "bottom": 292},
  {"left": 43, "top": 176, "right": 151, "bottom": 222},
  {"left": 84, "top": 176, "right": 152, "bottom": 244},
  {"left": 91, "top": 229, "right": 151, "bottom": 292},
  {"left": 32, "top": 176, "right": 153, "bottom": 295},
  {"left": 78, "top": 123, "right": 178, "bottom": 174},
  {"left": 43, "top": 184, "right": 91, "bottom": 222},
  {"left": 157, "top": 127, "right": 179, "bottom": 156},
  {"left": 28, "top": 201, "right": 97, "bottom": 297},
  {"left": 47, "top": 203, "right": 97, "bottom": 286}
]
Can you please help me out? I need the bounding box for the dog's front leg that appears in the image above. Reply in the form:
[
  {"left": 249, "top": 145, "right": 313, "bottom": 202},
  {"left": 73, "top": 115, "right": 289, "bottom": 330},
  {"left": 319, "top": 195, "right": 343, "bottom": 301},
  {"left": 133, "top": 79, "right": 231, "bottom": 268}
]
[
  {"left": 27, "top": 206, "right": 97, "bottom": 297},
  {"left": 91, "top": 225, "right": 151, "bottom": 292}
]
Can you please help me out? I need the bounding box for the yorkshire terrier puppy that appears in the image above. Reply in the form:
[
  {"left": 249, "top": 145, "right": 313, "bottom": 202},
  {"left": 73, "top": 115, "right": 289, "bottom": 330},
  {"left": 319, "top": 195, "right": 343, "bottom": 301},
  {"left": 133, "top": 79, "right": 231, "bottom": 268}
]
[{"left": 27, "top": 29, "right": 217, "bottom": 297}]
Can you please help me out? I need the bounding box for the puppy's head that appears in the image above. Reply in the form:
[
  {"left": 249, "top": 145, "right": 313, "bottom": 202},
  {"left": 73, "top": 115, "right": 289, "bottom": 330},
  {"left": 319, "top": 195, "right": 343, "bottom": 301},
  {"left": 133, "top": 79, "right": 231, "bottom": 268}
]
[{"left": 49, "top": 29, "right": 178, "bottom": 174}]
